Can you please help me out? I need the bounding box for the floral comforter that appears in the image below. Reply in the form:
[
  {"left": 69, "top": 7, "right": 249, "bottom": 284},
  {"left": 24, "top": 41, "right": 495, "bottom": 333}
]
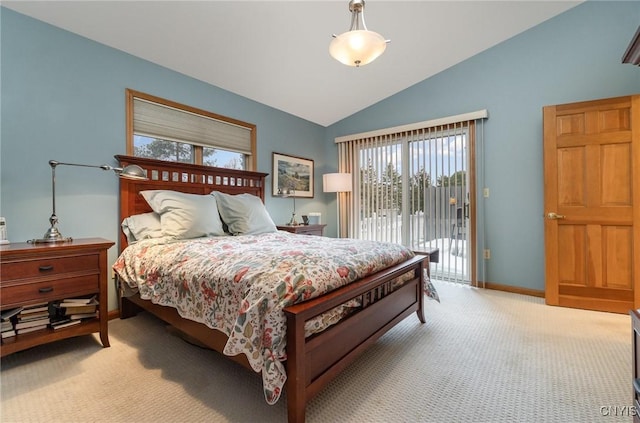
[{"left": 113, "top": 231, "right": 415, "bottom": 404}]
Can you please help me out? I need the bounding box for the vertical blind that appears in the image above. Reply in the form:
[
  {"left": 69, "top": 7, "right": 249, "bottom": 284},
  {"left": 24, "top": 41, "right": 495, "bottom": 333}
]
[{"left": 335, "top": 110, "right": 487, "bottom": 284}]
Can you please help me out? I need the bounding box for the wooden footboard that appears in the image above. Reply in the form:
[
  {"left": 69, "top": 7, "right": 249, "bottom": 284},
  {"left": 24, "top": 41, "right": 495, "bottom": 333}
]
[
  {"left": 283, "top": 255, "right": 426, "bottom": 423},
  {"left": 118, "top": 254, "right": 426, "bottom": 423}
]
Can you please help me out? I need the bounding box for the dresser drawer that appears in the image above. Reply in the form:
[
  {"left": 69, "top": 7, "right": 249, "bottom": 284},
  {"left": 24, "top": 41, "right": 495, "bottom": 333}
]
[
  {"left": 0, "top": 253, "right": 99, "bottom": 283},
  {"left": 0, "top": 274, "right": 99, "bottom": 308}
]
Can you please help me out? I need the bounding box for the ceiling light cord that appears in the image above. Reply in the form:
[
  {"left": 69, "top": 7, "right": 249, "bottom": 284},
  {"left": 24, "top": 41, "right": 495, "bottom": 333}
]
[{"left": 349, "top": 1, "right": 366, "bottom": 31}]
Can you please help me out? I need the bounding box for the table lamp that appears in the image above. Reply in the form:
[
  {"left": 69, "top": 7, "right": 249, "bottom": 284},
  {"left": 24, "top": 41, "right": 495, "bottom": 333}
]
[
  {"left": 33, "top": 159, "right": 147, "bottom": 243},
  {"left": 323, "top": 172, "right": 352, "bottom": 237},
  {"left": 280, "top": 187, "right": 298, "bottom": 226}
]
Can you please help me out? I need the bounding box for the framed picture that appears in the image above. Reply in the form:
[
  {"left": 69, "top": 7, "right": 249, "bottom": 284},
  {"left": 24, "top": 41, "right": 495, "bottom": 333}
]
[{"left": 272, "top": 152, "right": 314, "bottom": 198}]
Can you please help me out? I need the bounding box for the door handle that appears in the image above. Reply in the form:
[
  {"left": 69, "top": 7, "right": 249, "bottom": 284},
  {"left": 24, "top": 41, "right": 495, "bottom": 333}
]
[{"left": 546, "top": 212, "right": 566, "bottom": 220}]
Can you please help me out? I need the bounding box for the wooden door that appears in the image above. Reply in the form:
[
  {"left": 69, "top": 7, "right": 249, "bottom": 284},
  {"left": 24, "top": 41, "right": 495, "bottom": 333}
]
[{"left": 543, "top": 95, "right": 640, "bottom": 314}]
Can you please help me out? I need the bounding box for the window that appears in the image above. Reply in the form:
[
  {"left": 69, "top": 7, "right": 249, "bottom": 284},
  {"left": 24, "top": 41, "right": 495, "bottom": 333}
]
[{"left": 126, "top": 89, "right": 256, "bottom": 170}]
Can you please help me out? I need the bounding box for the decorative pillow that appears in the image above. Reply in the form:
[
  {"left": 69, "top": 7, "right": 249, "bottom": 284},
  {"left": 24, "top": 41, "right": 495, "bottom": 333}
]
[
  {"left": 121, "top": 212, "right": 163, "bottom": 243},
  {"left": 211, "top": 191, "right": 277, "bottom": 235},
  {"left": 140, "top": 190, "right": 226, "bottom": 239}
]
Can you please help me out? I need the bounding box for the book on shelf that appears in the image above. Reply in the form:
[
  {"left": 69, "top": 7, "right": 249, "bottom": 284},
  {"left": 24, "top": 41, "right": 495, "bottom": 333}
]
[
  {"left": 21, "top": 301, "right": 48, "bottom": 310},
  {"left": 1, "top": 329, "right": 16, "bottom": 339},
  {"left": 51, "top": 319, "right": 82, "bottom": 330},
  {"left": 17, "top": 311, "right": 50, "bottom": 321},
  {"left": 16, "top": 324, "right": 48, "bottom": 335},
  {"left": 1, "top": 306, "right": 23, "bottom": 320},
  {"left": 15, "top": 317, "right": 51, "bottom": 330},
  {"left": 53, "top": 299, "right": 98, "bottom": 316},
  {"left": 50, "top": 317, "right": 72, "bottom": 326},
  {"left": 1, "top": 319, "right": 16, "bottom": 340},
  {"left": 60, "top": 295, "right": 96, "bottom": 305},
  {"left": 19, "top": 304, "right": 49, "bottom": 315},
  {"left": 69, "top": 312, "right": 98, "bottom": 320}
]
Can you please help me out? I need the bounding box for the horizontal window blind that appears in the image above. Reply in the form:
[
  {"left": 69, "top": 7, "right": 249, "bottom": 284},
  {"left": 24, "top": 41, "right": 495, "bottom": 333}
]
[{"left": 133, "top": 98, "right": 253, "bottom": 155}]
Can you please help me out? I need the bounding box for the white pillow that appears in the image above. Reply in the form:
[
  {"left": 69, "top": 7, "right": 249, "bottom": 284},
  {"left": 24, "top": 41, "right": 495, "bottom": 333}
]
[
  {"left": 140, "top": 190, "right": 226, "bottom": 239},
  {"left": 211, "top": 191, "right": 277, "bottom": 235},
  {"left": 121, "top": 212, "right": 163, "bottom": 243}
]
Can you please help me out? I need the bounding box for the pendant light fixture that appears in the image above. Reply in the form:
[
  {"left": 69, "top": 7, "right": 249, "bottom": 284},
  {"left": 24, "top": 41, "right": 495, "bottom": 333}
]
[{"left": 329, "top": 0, "right": 389, "bottom": 67}]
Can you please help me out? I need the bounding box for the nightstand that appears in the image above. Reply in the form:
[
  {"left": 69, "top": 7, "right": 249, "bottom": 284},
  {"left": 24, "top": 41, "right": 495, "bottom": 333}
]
[
  {"left": 413, "top": 247, "right": 440, "bottom": 280},
  {"left": 0, "top": 238, "right": 114, "bottom": 356},
  {"left": 277, "top": 224, "right": 327, "bottom": 236}
]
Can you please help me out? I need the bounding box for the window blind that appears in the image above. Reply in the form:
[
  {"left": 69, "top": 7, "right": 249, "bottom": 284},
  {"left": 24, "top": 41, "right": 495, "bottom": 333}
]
[
  {"left": 335, "top": 110, "right": 488, "bottom": 285},
  {"left": 133, "top": 98, "right": 253, "bottom": 155}
]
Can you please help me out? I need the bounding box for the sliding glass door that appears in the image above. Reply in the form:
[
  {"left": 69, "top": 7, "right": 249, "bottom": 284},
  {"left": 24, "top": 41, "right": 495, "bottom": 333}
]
[
  {"left": 407, "top": 126, "right": 471, "bottom": 284},
  {"left": 353, "top": 124, "right": 474, "bottom": 284}
]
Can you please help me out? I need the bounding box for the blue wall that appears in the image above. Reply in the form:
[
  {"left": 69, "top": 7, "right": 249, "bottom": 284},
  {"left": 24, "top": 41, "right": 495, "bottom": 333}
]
[
  {"left": 2, "top": 2, "right": 639, "bottom": 310},
  {"left": 0, "top": 7, "right": 328, "bottom": 309},
  {"left": 326, "top": 1, "right": 639, "bottom": 291}
]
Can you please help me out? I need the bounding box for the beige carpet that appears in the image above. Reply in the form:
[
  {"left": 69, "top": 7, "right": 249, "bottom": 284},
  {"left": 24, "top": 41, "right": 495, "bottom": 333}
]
[{"left": 1, "top": 282, "right": 632, "bottom": 423}]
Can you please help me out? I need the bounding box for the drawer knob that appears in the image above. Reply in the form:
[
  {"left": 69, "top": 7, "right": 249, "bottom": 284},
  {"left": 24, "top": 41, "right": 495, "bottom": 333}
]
[
  {"left": 38, "top": 265, "right": 54, "bottom": 272},
  {"left": 38, "top": 287, "right": 54, "bottom": 293}
]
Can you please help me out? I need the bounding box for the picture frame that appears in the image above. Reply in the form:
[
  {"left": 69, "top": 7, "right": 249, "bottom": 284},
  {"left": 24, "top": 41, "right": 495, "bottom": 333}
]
[{"left": 272, "top": 152, "right": 314, "bottom": 198}]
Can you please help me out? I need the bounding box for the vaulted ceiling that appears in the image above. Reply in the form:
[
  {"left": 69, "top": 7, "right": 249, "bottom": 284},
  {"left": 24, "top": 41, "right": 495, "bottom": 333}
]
[{"left": 3, "top": 1, "right": 582, "bottom": 126}]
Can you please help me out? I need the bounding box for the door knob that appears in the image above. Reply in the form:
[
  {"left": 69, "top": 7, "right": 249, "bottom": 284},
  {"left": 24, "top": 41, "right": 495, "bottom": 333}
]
[{"left": 546, "top": 212, "right": 566, "bottom": 220}]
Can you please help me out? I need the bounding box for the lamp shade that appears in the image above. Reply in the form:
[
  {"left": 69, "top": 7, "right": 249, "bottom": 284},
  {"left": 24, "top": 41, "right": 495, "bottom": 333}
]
[
  {"left": 118, "top": 164, "right": 147, "bottom": 180},
  {"left": 323, "top": 173, "right": 352, "bottom": 193},
  {"left": 330, "top": 0, "right": 388, "bottom": 67},
  {"left": 330, "top": 30, "right": 387, "bottom": 67}
]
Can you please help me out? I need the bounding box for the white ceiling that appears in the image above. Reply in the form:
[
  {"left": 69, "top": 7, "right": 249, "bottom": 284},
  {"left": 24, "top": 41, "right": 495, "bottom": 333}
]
[{"left": 3, "top": 1, "right": 582, "bottom": 127}]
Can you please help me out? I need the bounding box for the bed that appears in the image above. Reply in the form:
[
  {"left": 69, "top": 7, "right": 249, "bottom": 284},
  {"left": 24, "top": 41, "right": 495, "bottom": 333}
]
[{"left": 113, "top": 155, "right": 428, "bottom": 423}]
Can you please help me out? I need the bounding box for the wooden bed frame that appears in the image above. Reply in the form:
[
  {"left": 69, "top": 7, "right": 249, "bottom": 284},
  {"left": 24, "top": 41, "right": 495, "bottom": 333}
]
[{"left": 115, "top": 155, "right": 427, "bottom": 423}]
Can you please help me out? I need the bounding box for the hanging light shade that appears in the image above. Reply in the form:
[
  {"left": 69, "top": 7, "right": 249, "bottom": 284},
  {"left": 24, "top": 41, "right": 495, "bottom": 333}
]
[{"left": 330, "top": 0, "right": 389, "bottom": 67}]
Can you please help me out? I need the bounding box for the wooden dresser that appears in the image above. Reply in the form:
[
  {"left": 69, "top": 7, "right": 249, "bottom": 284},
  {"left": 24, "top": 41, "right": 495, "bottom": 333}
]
[{"left": 0, "top": 238, "right": 114, "bottom": 356}]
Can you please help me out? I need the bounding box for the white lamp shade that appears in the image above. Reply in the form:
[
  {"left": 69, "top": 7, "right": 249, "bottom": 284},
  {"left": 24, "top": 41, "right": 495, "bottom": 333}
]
[
  {"left": 329, "top": 30, "right": 387, "bottom": 67},
  {"left": 323, "top": 173, "right": 353, "bottom": 193}
]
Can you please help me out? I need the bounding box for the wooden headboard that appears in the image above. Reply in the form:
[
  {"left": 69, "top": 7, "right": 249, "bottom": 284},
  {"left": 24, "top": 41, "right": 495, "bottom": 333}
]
[{"left": 115, "top": 155, "right": 268, "bottom": 251}]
